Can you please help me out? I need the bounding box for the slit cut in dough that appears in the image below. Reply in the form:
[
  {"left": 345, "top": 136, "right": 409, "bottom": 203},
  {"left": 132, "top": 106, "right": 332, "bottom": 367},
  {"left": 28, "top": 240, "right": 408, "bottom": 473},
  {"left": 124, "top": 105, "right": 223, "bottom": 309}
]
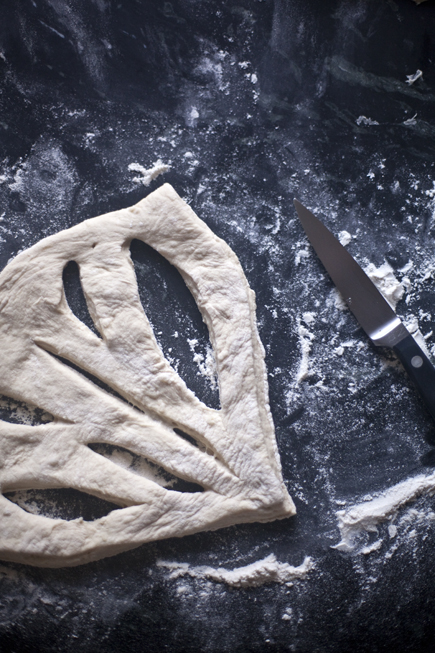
[{"left": 0, "top": 183, "right": 295, "bottom": 567}]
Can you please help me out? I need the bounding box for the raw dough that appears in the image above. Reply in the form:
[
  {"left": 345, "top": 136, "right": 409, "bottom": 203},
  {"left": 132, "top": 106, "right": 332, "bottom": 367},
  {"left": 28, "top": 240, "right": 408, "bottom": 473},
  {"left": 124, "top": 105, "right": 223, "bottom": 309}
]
[{"left": 0, "top": 183, "right": 295, "bottom": 567}]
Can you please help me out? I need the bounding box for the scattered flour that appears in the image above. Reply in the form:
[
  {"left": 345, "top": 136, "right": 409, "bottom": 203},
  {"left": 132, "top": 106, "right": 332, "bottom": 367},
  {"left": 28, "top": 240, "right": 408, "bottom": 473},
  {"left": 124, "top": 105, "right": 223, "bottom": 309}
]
[
  {"left": 187, "top": 338, "right": 218, "bottom": 389},
  {"left": 360, "top": 539, "right": 383, "bottom": 555},
  {"left": 334, "top": 471, "right": 435, "bottom": 553},
  {"left": 187, "top": 106, "right": 200, "bottom": 126},
  {"left": 91, "top": 445, "right": 172, "bottom": 487},
  {"left": 334, "top": 339, "right": 363, "bottom": 357},
  {"left": 364, "top": 261, "right": 405, "bottom": 310},
  {"left": 282, "top": 607, "right": 293, "bottom": 621},
  {"left": 399, "top": 260, "right": 413, "bottom": 275},
  {"left": 403, "top": 114, "right": 418, "bottom": 126},
  {"left": 128, "top": 159, "right": 170, "bottom": 186},
  {"left": 332, "top": 261, "right": 404, "bottom": 313},
  {"left": 405, "top": 69, "right": 423, "bottom": 85},
  {"left": 356, "top": 116, "right": 379, "bottom": 126},
  {"left": 295, "top": 317, "right": 315, "bottom": 384},
  {"left": 332, "top": 260, "right": 432, "bottom": 360},
  {"left": 157, "top": 553, "right": 314, "bottom": 588},
  {"left": 295, "top": 247, "right": 310, "bottom": 266},
  {"left": 331, "top": 262, "right": 396, "bottom": 314},
  {"left": 403, "top": 314, "right": 432, "bottom": 358},
  {"left": 302, "top": 311, "right": 316, "bottom": 325},
  {"left": 332, "top": 287, "right": 348, "bottom": 311},
  {"left": 338, "top": 230, "right": 352, "bottom": 246}
]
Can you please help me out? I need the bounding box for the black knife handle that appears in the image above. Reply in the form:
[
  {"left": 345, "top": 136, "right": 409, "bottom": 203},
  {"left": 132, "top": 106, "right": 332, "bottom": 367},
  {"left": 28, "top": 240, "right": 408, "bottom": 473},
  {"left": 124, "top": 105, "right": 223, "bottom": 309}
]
[{"left": 393, "top": 334, "right": 435, "bottom": 422}]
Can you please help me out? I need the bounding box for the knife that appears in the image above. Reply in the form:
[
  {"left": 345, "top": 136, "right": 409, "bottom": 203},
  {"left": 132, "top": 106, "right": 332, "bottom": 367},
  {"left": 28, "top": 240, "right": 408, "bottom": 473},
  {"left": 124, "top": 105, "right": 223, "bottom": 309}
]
[{"left": 294, "top": 199, "right": 435, "bottom": 422}]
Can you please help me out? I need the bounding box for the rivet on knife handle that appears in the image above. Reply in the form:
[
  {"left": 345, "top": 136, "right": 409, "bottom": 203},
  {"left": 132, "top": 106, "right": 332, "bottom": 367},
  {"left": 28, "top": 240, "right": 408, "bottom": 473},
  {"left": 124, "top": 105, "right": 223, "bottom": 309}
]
[
  {"left": 293, "top": 199, "right": 435, "bottom": 423},
  {"left": 392, "top": 335, "right": 435, "bottom": 422}
]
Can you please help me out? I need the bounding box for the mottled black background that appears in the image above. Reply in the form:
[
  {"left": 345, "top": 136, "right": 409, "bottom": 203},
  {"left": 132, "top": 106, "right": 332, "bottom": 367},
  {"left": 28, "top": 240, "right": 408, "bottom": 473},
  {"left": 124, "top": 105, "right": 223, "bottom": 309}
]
[{"left": 1, "top": 1, "right": 435, "bottom": 651}]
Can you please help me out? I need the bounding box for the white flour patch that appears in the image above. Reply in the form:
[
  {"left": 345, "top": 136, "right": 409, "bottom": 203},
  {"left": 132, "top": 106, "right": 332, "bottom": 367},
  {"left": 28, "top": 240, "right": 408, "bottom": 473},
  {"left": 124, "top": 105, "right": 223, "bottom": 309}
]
[
  {"left": 197, "top": 56, "right": 227, "bottom": 92},
  {"left": 302, "top": 311, "right": 316, "bottom": 325},
  {"left": 338, "top": 230, "right": 352, "bottom": 246},
  {"left": 187, "top": 338, "right": 218, "bottom": 389},
  {"left": 364, "top": 262, "right": 405, "bottom": 310},
  {"left": 281, "top": 607, "right": 293, "bottom": 621},
  {"left": 332, "top": 287, "right": 348, "bottom": 311},
  {"left": 334, "top": 471, "right": 435, "bottom": 553},
  {"left": 403, "top": 314, "right": 432, "bottom": 358},
  {"left": 356, "top": 115, "right": 379, "bottom": 126},
  {"left": 128, "top": 160, "right": 170, "bottom": 186},
  {"left": 406, "top": 69, "right": 423, "bottom": 85},
  {"left": 295, "top": 317, "right": 315, "bottom": 384},
  {"left": 295, "top": 247, "right": 310, "bottom": 266},
  {"left": 403, "top": 114, "right": 418, "bottom": 126},
  {"left": 90, "top": 446, "right": 172, "bottom": 487},
  {"left": 331, "top": 262, "right": 405, "bottom": 313},
  {"left": 328, "top": 259, "right": 432, "bottom": 364},
  {"left": 157, "top": 554, "right": 314, "bottom": 588}
]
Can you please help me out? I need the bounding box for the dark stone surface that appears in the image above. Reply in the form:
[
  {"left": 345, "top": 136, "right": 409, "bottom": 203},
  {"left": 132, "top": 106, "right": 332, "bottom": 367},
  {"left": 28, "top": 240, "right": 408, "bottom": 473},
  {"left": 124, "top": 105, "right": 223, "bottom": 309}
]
[{"left": 1, "top": 0, "right": 435, "bottom": 651}]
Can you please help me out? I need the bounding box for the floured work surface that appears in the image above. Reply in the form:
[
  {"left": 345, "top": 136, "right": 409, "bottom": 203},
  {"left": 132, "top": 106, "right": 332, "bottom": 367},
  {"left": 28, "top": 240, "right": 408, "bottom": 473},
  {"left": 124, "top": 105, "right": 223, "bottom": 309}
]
[{"left": 0, "top": 183, "right": 295, "bottom": 567}]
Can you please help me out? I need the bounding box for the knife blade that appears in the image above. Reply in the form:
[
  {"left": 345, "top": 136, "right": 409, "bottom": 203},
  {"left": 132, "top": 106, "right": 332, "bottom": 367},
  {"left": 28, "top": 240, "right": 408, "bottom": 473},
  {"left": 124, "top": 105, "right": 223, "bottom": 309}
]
[{"left": 294, "top": 199, "right": 435, "bottom": 423}]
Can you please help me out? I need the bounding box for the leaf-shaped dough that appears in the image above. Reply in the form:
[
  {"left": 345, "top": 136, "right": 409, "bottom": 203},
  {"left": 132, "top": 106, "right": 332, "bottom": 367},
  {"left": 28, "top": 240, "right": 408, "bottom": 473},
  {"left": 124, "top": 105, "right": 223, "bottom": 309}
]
[{"left": 0, "top": 183, "right": 295, "bottom": 567}]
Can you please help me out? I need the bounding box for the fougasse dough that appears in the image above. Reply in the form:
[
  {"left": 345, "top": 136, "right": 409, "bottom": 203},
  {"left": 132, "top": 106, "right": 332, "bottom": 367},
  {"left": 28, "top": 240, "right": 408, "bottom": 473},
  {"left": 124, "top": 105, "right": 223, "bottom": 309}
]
[{"left": 0, "top": 183, "right": 295, "bottom": 567}]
